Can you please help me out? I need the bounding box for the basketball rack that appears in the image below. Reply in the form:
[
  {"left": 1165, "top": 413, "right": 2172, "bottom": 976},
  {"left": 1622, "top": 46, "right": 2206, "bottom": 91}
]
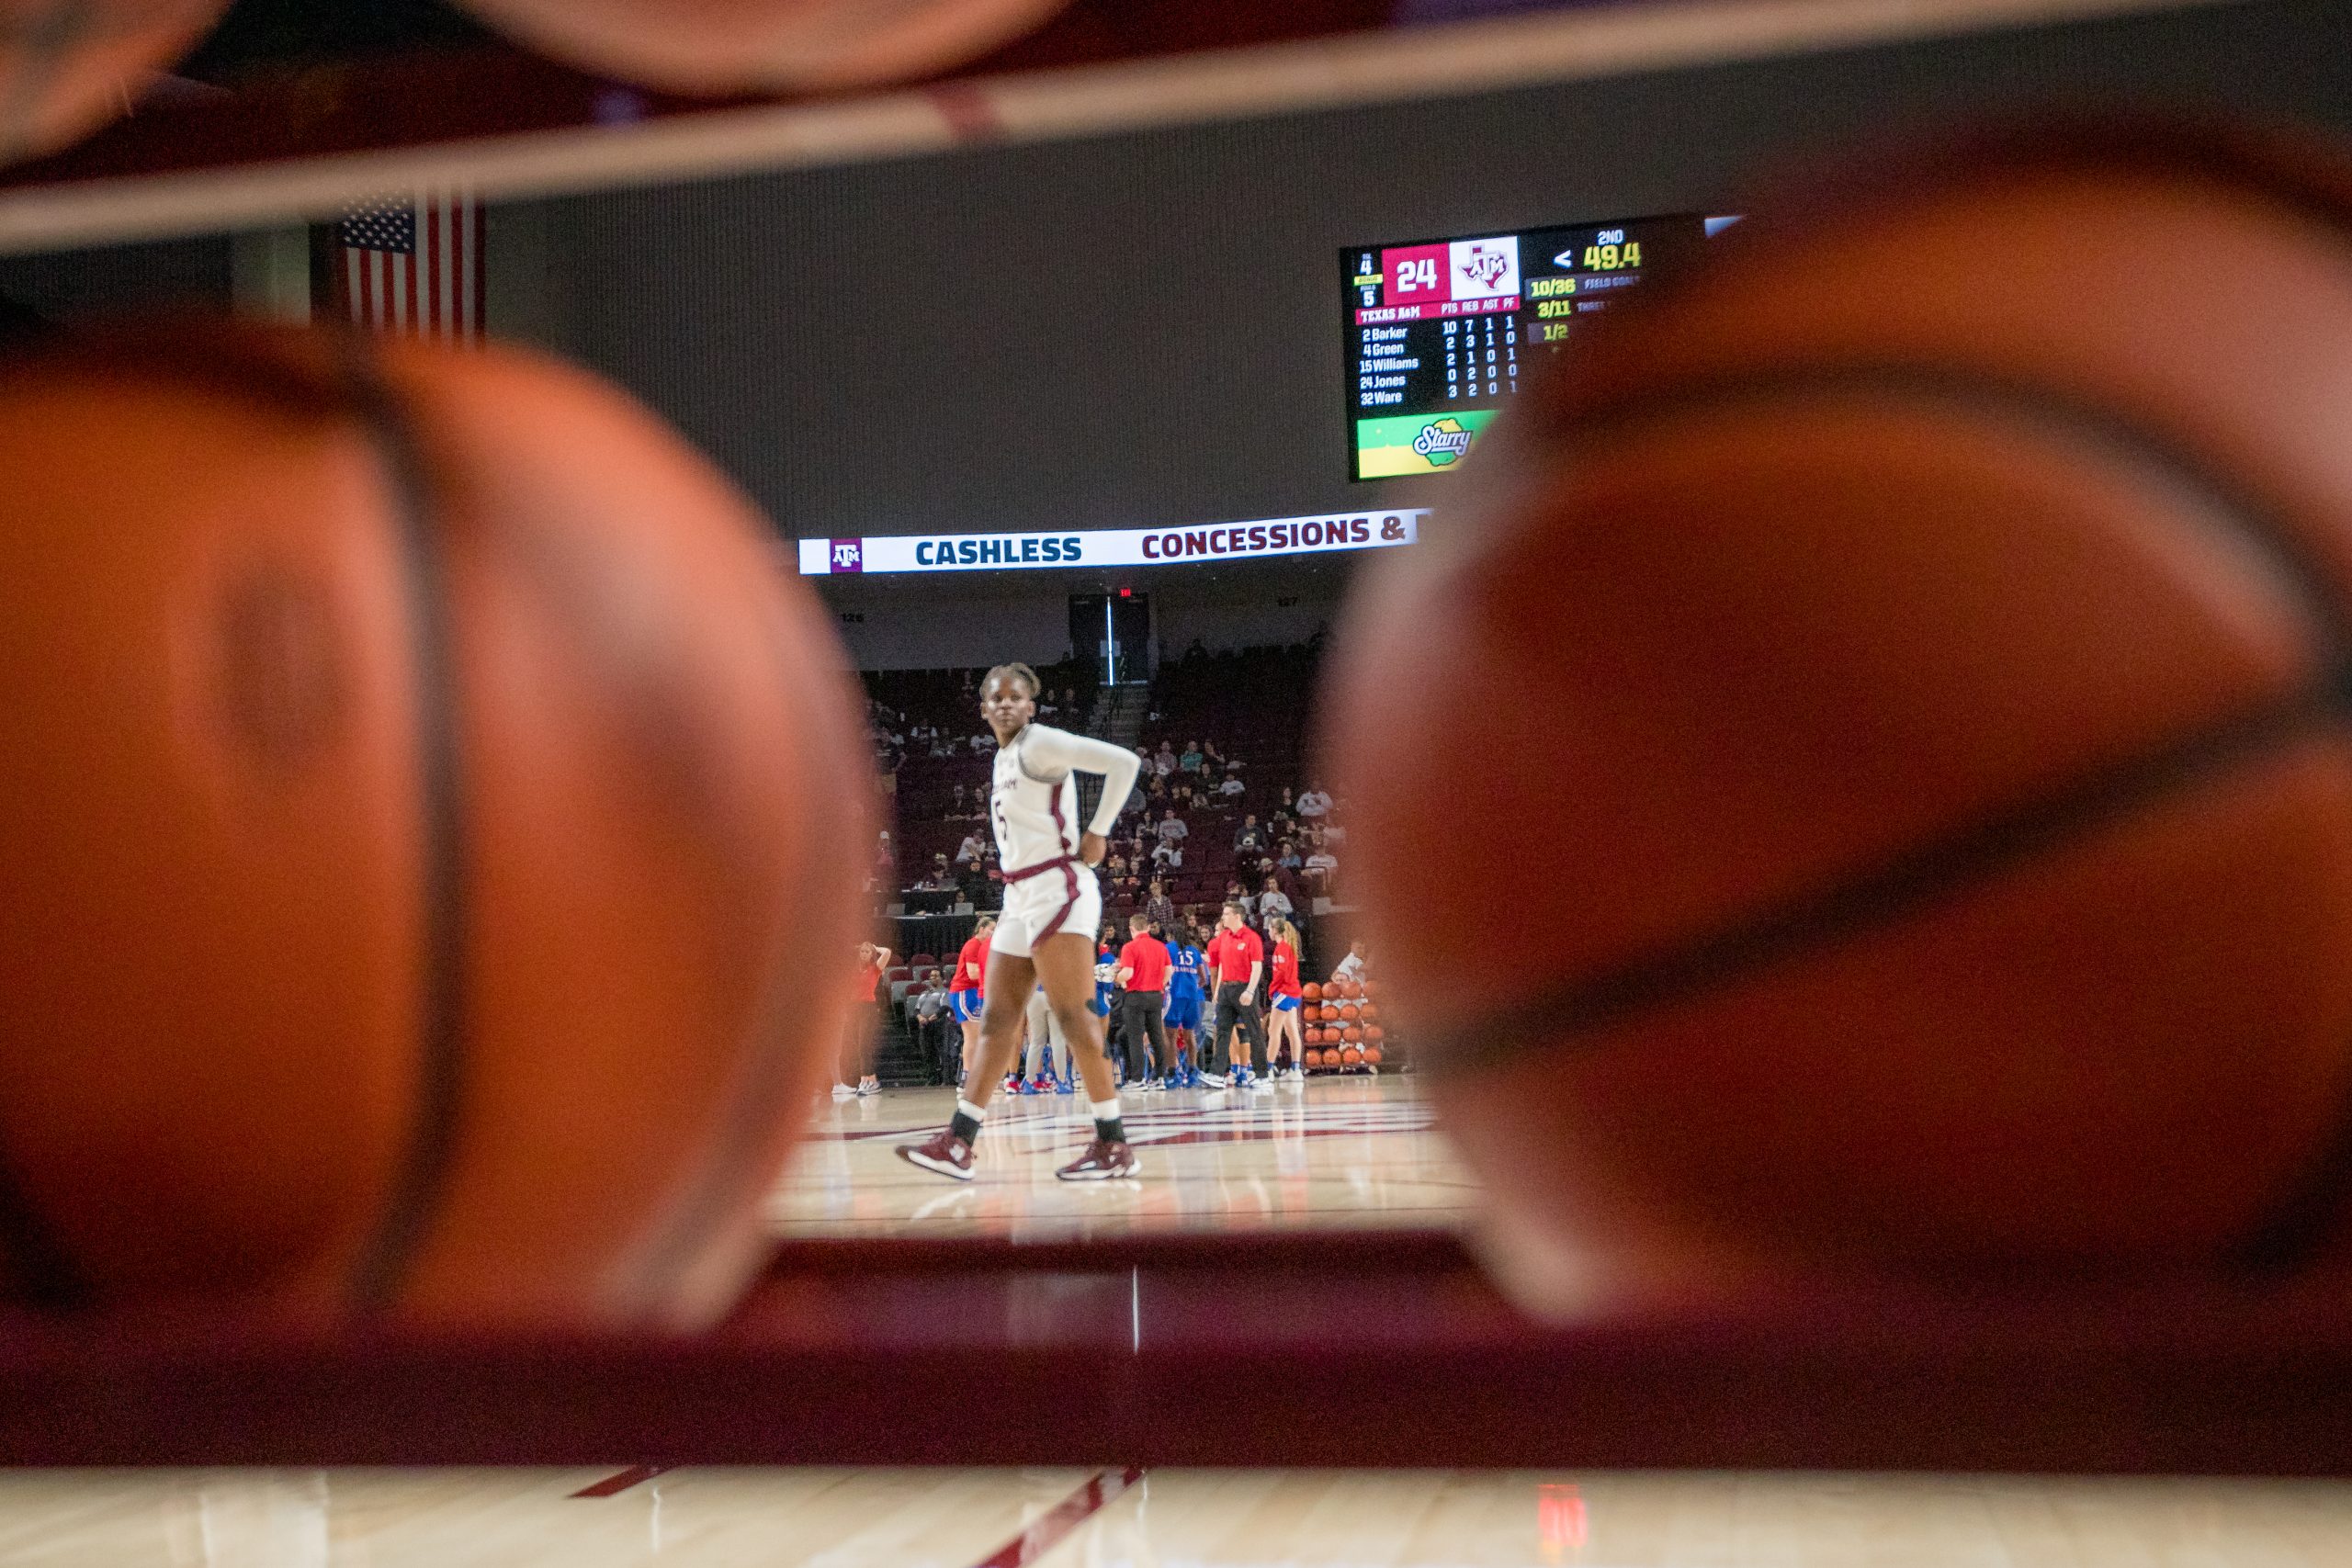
[{"left": 0, "top": 1230, "right": 2347, "bottom": 1471}]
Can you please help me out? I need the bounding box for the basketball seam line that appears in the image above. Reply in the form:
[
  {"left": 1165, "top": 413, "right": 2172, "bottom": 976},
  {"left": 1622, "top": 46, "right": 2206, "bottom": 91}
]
[
  {"left": 0, "top": 1147, "right": 93, "bottom": 1312},
  {"left": 338, "top": 330, "right": 471, "bottom": 1314},
  {"left": 1425, "top": 367, "right": 2352, "bottom": 1272}
]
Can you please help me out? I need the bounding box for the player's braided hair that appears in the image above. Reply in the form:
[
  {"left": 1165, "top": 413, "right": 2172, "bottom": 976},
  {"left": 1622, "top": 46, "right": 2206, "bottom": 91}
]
[{"left": 982, "top": 661, "right": 1040, "bottom": 697}]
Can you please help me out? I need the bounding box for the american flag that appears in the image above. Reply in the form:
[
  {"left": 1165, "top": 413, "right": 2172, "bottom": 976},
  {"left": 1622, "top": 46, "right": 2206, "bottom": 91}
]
[{"left": 325, "top": 191, "right": 483, "bottom": 343}]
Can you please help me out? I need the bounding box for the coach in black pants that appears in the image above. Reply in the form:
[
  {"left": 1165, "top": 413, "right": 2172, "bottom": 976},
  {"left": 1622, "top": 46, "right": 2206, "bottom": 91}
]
[
  {"left": 1114, "top": 913, "right": 1170, "bottom": 1083},
  {"left": 1204, "top": 901, "right": 1266, "bottom": 1077}
]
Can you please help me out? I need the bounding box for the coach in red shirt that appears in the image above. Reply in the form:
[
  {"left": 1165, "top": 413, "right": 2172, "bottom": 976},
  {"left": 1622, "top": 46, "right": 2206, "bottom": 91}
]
[
  {"left": 1203, "top": 901, "right": 1266, "bottom": 1084},
  {"left": 1114, "top": 913, "right": 1172, "bottom": 1085}
]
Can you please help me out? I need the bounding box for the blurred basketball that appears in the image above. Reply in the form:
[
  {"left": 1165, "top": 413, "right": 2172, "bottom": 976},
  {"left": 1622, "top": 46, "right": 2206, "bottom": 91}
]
[
  {"left": 1341, "top": 1047, "right": 1363, "bottom": 1066},
  {"left": 0, "top": 0, "right": 228, "bottom": 164},
  {"left": 1317, "top": 1003, "right": 1338, "bottom": 1022},
  {"left": 1305, "top": 1050, "right": 1324, "bottom": 1069},
  {"left": 1304, "top": 982, "right": 1322, "bottom": 1002},
  {"left": 1365, "top": 1025, "right": 1385, "bottom": 1043},
  {"left": 1363, "top": 980, "right": 1382, "bottom": 1000},
  {"left": 1329, "top": 125, "right": 2352, "bottom": 1308},
  {"left": 1365, "top": 1046, "right": 1385, "bottom": 1066},
  {"left": 1360, "top": 1002, "right": 1380, "bottom": 1022},
  {"left": 1338, "top": 1002, "right": 1361, "bottom": 1022},
  {"left": 451, "top": 0, "right": 1071, "bottom": 95},
  {"left": 1342, "top": 1025, "right": 1363, "bottom": 1045},
  {"left": 0, "top": 321, "right": 871, "bottom": 1327}
]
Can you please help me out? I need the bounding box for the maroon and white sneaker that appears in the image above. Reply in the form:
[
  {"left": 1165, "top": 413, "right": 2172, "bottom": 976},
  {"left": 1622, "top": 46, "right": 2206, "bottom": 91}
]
[
  {"left": 1055, "top": 1139, "right": 1137, "bottom": 1181},
  {"left": 898, "top": 1130, "right": 976, "bottom": 1181}
]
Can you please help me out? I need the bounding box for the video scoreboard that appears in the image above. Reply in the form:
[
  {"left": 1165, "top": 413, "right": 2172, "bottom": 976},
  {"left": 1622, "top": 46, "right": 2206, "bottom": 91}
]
[{"left": 1340, "top": 213, "right": 1733, "bottom": 479}]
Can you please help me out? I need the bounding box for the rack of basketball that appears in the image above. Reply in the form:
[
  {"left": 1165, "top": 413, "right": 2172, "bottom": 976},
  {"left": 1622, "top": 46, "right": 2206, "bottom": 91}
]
[{"left": 1300, "top": 980, "right": 1386, "bottom": 1074}]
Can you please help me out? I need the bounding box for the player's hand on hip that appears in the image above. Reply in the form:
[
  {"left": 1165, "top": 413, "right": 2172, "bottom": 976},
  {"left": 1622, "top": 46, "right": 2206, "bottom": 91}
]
[{"left": 1080, "top": 832, "right": 1107, "bottom": 866}]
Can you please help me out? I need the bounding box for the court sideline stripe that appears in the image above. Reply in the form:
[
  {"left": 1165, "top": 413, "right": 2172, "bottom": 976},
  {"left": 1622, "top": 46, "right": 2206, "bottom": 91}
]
[
  {"left": 972, "top": 1466, "right": 1145, "bottom": 1568},
  {"left": 569, "top": 1465, "right": 670, "bottom": 1498}
]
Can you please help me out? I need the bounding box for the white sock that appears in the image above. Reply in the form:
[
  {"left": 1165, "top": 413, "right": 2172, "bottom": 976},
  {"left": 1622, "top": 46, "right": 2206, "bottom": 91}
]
[
  {"left": 957, "top": 1098, "right": 988, "bottom": 1124},
  {"left": 1091, "top": 1098, "right": 1122, "bottom": 1123}
]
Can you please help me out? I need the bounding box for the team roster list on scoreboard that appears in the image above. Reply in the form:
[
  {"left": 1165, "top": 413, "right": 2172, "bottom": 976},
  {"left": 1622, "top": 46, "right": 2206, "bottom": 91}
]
[{"left": 1340, "top": 214, "right": 1720, "bottom": 479}]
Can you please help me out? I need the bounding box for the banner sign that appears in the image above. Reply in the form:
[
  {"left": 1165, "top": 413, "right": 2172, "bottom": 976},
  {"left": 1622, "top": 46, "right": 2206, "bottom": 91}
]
[{"left": 799, "top": 509, "right": 1425, "bottom": 575}]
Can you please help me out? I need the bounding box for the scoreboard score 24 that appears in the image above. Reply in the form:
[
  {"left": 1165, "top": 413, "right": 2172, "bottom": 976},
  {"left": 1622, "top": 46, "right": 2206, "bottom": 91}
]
[{"left": 1340, "top": 214, "right": 1734, "bottom": 480}]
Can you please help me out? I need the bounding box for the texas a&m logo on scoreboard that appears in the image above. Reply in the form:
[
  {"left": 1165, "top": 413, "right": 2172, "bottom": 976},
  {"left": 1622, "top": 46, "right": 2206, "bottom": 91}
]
[{"left": 1373, "top": 236, "right": 1521, "bottom": 321}]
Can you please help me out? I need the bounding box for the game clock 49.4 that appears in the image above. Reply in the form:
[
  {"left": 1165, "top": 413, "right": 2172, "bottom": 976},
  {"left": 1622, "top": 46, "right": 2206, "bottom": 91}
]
[{"left": 1340, "top": 214, "right": 1727, "bottom": 479}]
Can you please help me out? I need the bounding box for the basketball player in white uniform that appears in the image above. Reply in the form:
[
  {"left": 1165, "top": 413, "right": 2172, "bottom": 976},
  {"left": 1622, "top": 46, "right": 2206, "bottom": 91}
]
[{"left": 899, "top": 662, "right": 1144, "bottom": 1180}]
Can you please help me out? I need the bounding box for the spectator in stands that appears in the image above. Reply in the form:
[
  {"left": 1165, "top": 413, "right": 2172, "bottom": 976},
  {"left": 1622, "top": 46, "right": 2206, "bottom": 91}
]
[
  {"left": 1277, "top": 840, "right": 1304, "bottom": 874},
  {"left": 968, "top": 730, "right": 991, "bottom": 753},
  {"left": 1151, "top": 837, "right": 1184, "bottom": 873},
  {"left": 1106, "top": 850, "right": 1132, "bottom": 885},
  {"left": 1298, "top": 784, "right": 1334, "bottom": 822},
  {"left": 1269, "top": 804, "right": 1296, "bottom": 840},
  {"left": 873, "top": 831, "right": 897, "bottom": 879},
  {"left": 1153, "top": 741, "right": 1177, "bottom": 778},
  {"left": 1278, "top": 785, "right": 1296, "bottom": 816},
  {"left": 955, "top": 829, "right": 986, "bottom": 866},
  {"left": 1234, "top": 814, "right": 1264, "bottom": 853},
  {"left": 1304, "top": 845, "right": 1339, "bottom": 895},
  {"left": 1258, "top": 875, "right": 1294, "bottom": 924},
  {"left": 1330, "top": 939, "right": 1369, "bottom": 985},
  {"left": 1180, "top": 739, "right": 1205, "bottom": 774},
  {"left": 1146, "top": 773, "right": 1169, "bottom": 806},
  {"left": 918, "top": 853, "right": 956, "bottom": 892},
  {"left": 951, "top": 783, "right": 969, "bottom": 815},
  {"left": 1217, "top": 773, "right": 1246, "bottom": 801},
  {"left": 1154, "top": 809, "right": 1189, "bottom": 854},
  {"left": 910, "top": 970, "right": 955, "bottom": 1085},
  {"left": 1170, "top": 780, "right": 1199, "bottom": 812},
  {"left": 1145, "top": 879, "right": 1177, "bottom": 931}
]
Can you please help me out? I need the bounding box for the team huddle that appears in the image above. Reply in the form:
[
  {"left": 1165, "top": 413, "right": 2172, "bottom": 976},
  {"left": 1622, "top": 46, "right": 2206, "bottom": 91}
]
[{"left": 896, "top": 661, "right": 1368, "bottom": 1185}]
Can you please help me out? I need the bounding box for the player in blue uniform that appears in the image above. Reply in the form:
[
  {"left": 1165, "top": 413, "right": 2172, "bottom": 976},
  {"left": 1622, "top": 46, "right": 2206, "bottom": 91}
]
[
  {"left": 1093, "top": 929, "right": 1120, "bottom": 1089},
  {"left": 1161, "top": 923, "right": 1207, "bottom": 1089}
]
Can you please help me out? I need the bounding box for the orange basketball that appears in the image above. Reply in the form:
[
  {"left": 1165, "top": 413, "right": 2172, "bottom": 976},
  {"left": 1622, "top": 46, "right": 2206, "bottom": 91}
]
[
  {"left": 1304, "top": 982, "right": 1322, "bottom": 1002},
  {"left": 1363, "top": 980, "right": 1382, "bottom": 1000},
  {"left": 1341, "top": 1047, "right": 1363, "bottom": 1066},
  {"left": 1305, "top": 1050, "right": 1323, "bottom": 1070},
  {"left": 1342, "top": 1025, "right": 1363, "bottom": 1044},
  {"left": 0, "top": 321, "right": 871, "bottom": 1327},
  {"left": 1, "top": 0, "right": 229, "bottom": 164},
  {"left": 1360, "top": 1002, "right": 1380, "bottom": 1022},
  {"left": 1365, "top": 1046, "right": 1385, "bottom": 1066},
  {"left": 1338, "top": 1002, "right": 1361, "bottom": 1022},
  {"left": 1317, "top": 1003, "right": 1339, "bottom": 1023},
  {"left": 1365, "top": 1025, "right": 1386, "bottom": 1043},
  {"left": 1330, "top": 126, "right": 2352, "bottom": 1308},
  {"left": 452, "top": 0, "right": 1070, "bottom": 94}
]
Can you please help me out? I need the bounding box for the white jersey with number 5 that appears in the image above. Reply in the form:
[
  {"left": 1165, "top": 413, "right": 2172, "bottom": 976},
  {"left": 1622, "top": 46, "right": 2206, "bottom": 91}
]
[{"left": 989, "top": 722, "right": 1141, "bottom": 874}]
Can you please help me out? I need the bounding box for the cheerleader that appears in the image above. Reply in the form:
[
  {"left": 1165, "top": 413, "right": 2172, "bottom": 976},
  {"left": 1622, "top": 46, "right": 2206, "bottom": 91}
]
[{"left": 1264, "top": 918, "right": 1306, "bottom": 1083}]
